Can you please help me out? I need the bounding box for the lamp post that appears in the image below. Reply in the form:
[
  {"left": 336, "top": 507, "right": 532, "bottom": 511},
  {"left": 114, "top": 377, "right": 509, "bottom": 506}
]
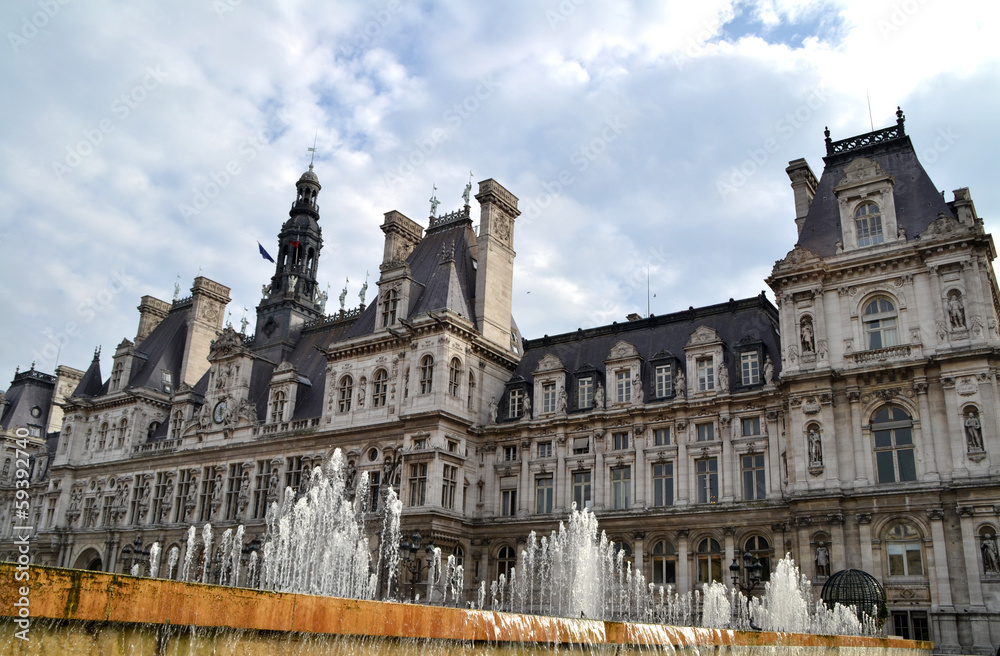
[
  {"left": 398, "top": 530, "right": 435, "bottom": 602},
  {"left": 729, "top": 549, "right": 763, "bottom": 594},
  {"left": 122, "top": 535, "right": 151, "bottom": 576}
]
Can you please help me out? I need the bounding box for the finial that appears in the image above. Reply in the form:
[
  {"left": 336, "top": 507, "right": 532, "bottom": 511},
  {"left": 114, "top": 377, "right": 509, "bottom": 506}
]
[
  {"left": 824, "top": 126, "right": 833, "bottom": 155},
  {"left": 308, "top": 131, "right": 318, "bottom": 168},
  {"left": 93, "top": 346, "right": 101, "bottom": 360},
  {"left": 30, "top": 361, "right": 35, "bottom": 370},
  {"left": 429, "top": 184, "right": 440, "bottom": 218},
  {"left": 896, "top": 106, "right": 905, "bottom": 134}
]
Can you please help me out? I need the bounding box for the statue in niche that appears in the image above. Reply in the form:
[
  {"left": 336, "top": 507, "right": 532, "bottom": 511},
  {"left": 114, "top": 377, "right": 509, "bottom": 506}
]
[
  {"left": 808, "top": 429, "right": 823, "bottom": 466},
  {"left": 345, "top": 461, "right": 357, "bottom": 493},
  {"left": 948, "top": 291, "right": 966, "bottom": 329},
  {"left": 522, "top": 394, "right": 531, "bottom": 419},
  {"left": 763, "top": 356, "right": 774, "bottom": 385},
  {"left": 594, "top": 382, "right": 605, "bottom": 409},
  {"left": 633, "top": 374, "right": 643, "bottom": 404},
  {"left": 717, "top": 363, "right": 728, "bottom": 392},
  {"left": 288, "top": 274, "right": 298, "bottom": 293},
  {"left": 815, "top": 542, "right": 830, "bottom": 577},
  {"left": 557, "top": 387, "right": 568, "bottom": 413},
  {"left": 674, "top": 371, "right": 686, "bottom": 398},
  {"left": 800, "top": 317, "right": 815, "bottom": 353},
  {"left": 982, "top": 534, "right": 1000, "bottom": 574},
  {"left": 488, "top": 397, "right": 497, "bottom": 424},
  {"left": 965, "top": 410, "right": 984, "bottom": 451}
]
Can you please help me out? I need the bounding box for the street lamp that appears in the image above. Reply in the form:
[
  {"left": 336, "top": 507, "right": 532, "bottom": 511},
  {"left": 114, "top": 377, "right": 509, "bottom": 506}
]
[
  {"left": 398, "top": 530, "right": 435, "bottom": 601},
  {"left": 729, "top": 549, "right": 763, "bottom": 593},
  {"left": 122, "top": 535, "right": 151, "bottom": 576}
]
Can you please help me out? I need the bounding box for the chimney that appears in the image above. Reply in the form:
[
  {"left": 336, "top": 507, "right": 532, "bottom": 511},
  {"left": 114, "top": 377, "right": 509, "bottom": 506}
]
[
  {"left": 473, "top": 179, "right": 520, "bottom": 350},
  {"left": 136, "top": 295, "right": 171, "bottom": 342},
  {"left": 380, "top": 210, "right": 423, "bottom": 269},
  {"left": 786, "top": 159, "right": 818, "bottom": 236},
  {"left": 178, "top": 277, "right": 231, "bottom": 388}
]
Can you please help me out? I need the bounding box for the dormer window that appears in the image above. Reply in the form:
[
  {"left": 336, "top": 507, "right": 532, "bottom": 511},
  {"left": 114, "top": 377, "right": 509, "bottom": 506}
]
[
  {"left": 855, "top": 202, "right": 884, "bottom": 247},
  {"left": 381, "top": 289, "right": 398, "bottom": 327},
  {"left": 697, "top": 358, "right": 714, "bottom": 392},
  {"left": 615, "top": 370, "right": 631, "bottom": 403},
  {"left": 542, "top": 382, "right": 557, "bottom": 413},
  {"left": 577, "top": 376, "right": 593, "bottom": 409},
  {"left": 508, "top": 388, "right": 524, "bottom": 419}
]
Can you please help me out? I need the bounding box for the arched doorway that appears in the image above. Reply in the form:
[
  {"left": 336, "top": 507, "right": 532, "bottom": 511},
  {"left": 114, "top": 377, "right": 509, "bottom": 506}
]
[{"left": 72, "top": 548, "right": 103, "bottom": 572}]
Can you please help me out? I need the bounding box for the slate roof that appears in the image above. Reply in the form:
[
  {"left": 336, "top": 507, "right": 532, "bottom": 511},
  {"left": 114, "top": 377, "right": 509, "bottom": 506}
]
[
  {"left": 127, "top": 306, "right": 191, "bottom": 392},
  {"left": 72, "top": 350, "right": 105, "bottom": 398},
  {"left": 0, "top": 367, "right": 56, "bottom": 432},
  {"left": 796, "top": 120, "right": 955, "bottom": 257},
  {"left": 497, "top": 294, "right": 780, "bottom": 422}
]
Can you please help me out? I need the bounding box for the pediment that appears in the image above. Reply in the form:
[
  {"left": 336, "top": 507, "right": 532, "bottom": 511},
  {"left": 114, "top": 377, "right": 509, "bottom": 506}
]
[
  {"left": 605, "top": 341, "right": 640, "bottom": 362},
  {"left": 838, "top": 157, "right": 888, "bottom": 186},
  {"left": 208, "top": 327, "right": 250, "bottom": 360},
  {"left": 686, "top": 326, "right": 722, "bottom": 348},
  {"left": 921, "top": 212, "right": 966, "bottom": 239},
  {"left": 533, "top": 353, "right": 565, "bottom": 374}
]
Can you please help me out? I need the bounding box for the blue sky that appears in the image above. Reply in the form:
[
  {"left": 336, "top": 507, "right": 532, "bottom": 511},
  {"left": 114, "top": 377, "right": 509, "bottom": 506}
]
[{"left": 2, "top": 0, "right": 999, "bottom": 387}]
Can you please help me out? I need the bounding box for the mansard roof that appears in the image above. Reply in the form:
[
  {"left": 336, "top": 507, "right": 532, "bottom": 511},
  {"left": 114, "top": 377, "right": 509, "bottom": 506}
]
[
  {"left": 796, "top": 116, "right": 955, "bottom": 257},
  {"left": 0, "top": 366, "right": 56, "bottom": 431},
  {"left": 72, "top": 351, "right": 105, "bottom": 398},
  {"left": 127, "top": 305, "right": 191, "bottom": 390},
  {"left": 510, "top": 294, "right": 780, "bottom": 385}
]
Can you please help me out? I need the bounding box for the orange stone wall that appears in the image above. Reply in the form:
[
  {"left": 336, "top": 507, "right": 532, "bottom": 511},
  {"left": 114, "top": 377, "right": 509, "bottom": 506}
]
[{"left": 0, "top": 564, "right": 932, "bottom": 656}]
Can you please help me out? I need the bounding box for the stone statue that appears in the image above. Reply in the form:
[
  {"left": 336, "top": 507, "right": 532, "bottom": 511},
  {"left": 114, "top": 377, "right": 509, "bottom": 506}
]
[
  {"left": 594, "top": 382, "right": 605, "bottom": 409},
  {"left": 429, "top": 185, "right": 440, "bottom": 218},
  {"left": 522, "top": 394, "right": 531, "bottom": 419},
  {"left": 808, "top": 429, "right": 823, "bottom": 465},
  {"left": 488, "top": 397, "right": 498, "bottom": 424},
  {"left": 173, "top": 279, "right": 181, "bottom": 301},
  {"left": 339, "top": 278, "right": 348, "bottom": 312},
  {"left": 288, "top": 274, "right": 298, "bottom": 293},
  {"left": 675, "top": 371, "right": 686, "bottom": 398},
  {"left": 717, "top": 363, "right": 728, "bottom": 392},
  {"left": 815, "top": 542, "right": 830, "bottom": 577},
  {"left": 317, "top": 283, "right": 330, "bottom": 314},
  {"left": 982, "top": 533, "right": 1000, "bottom": 574},
  {"left": 763, "top": 355, "right": 774, "bottom": 385},
  {"left": 948, "top": 292, "right": 966, "bottom": 329},
  {"left": 966, "top": 411, "right": 984, "bottom": 451},
  {"left": 463, "top": 171, "right": 473, "bottom": 205},
  {"left": 359, "top": 272, "right": 369, "bottom": 306},
  {"left": 261, "top": 283, "right": 270, "bottom": 298},
  {"left": 633, "top": 374, "right": 643, "bottom": 404},
  {"left": 800, "top": 318, "right": 815, "bottom": 353},
  {"left": 240, "top": 315, "right": 248, "bottom": 334},
  {"left": 557, "top": 387, "right": 567, "bottom": 413}
]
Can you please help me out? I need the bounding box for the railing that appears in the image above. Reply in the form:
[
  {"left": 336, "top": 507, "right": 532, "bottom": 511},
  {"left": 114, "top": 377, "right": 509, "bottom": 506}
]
[
  {"left": 826, "top": 109, "right": 906, "bottom": 156},
  {"left": 302, "top": 306, "right": 365, "bottom": 330},
  {"left": 132, "top": 439, "right": 180, "bottom": 454},
  {"left": 851, "top": 345, "right": 911, "bottom": 364}
]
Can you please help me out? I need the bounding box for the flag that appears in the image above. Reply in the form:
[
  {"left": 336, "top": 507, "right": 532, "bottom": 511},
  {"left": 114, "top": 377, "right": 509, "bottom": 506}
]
[
  {"left": 290, "top": 240, "right": 300, "bottom": 248},
  {"left": 258, "top": 242, "right": 275, "bottom": 263}
]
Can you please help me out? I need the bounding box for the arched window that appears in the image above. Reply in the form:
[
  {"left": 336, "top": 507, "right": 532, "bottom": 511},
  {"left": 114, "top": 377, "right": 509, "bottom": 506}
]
[
  {"left": 855, "top": 201, "right": 884, "bottom": 247},
  {"left": 381, "top": 290, "right": 399, "bottom": 327},
  {"left": 371, "top": 369, "right": 388, "bottom": 408},
  {"left": 98, "top": 422, "right": 109, "bottom": 449},
  {"left": 497, "top": 545, "right": 516, "bottom": 580},
  {"left": 872, "top": 404, "right": 916, "bottom": 484},
  {"left": 146, "top": 421, "right": 159, "bottom": 440},
  {"left": 420, "top": 355, "right": 434, "bottom": 394},
  {"left": 467, "top": 372, "right": 476, "bottom": 410},
  {"left": 339, "top": 376, "right": 353, "bottom": 413},
  {"left": 651, "top": 540, "right": 676, "bottom": 585},
  {"left": 111, "top": 362, "right": 123, "bottom": 391},
  {"left": 116, "top": 419, "right": 128, "bottom": 448},
  {"left": 886, "top": 523, "right": 923, "bottom": 577},
  {"left": 454, "top": 545, "right": 464, "bottom": 567},
  {"left": 863, "top": 298, "right": 898, "bottom": 350},
  {"left": 449, "top": 358, "right": 462, "bottom": 396},
  {"left": 696, "top": 538, "right": 723, "bottom": 584},
  {"left": 744, "top": 535, "right": 771, "bottom": 581},
  {"left": 270, "top": 390, "right": 286, "bottom": 423}
]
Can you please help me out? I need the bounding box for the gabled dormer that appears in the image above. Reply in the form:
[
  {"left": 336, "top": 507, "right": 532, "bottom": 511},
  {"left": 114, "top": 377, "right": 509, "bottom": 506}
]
[
  {"left": 834, "top": 157, "right": 900, "bottom": 253},
  {"left": 604, "top": 341, "right": 643, "bottom": 407},
  {"left": 110, "top": 338, "right": 136, "bottom": 393},
  {"left": 683, "top": 326, "right": 726, "bottom": 397},
  {"left": 647, "top": 350, "right": 678, "bottom": 401},
  {"left": 532, "top": 354, "right": 567, "bottom": 417},
  {"left": 267, "top": 361, "right": 301, "bottom": 424}
]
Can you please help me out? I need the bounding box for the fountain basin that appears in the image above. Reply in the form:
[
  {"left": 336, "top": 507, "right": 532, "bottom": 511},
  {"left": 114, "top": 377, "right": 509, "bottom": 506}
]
[{"left": 0, "top": 563, "right": 931, "bottom": 655}]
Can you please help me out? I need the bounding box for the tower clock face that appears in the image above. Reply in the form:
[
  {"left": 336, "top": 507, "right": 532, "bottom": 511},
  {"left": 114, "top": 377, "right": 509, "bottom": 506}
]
[{"left": 213, "top": 400, "right": 227, "bottom": 424}]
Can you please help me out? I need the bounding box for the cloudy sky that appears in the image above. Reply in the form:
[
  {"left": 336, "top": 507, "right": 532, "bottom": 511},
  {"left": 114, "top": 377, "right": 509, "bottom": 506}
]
[{"left": 2, "top": 0, "right": 998, "bottom": 387}]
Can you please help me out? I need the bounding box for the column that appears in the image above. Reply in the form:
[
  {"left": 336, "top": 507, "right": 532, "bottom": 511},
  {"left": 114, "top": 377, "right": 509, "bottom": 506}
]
[
  {"left": 676, "top": 421, "right": 689, "bottom": 506},
  {"left": 593, "top": 432, "right": 605, "bottom": 510},
  {"left": 856, "top": 513, "right": 874, "bottom": 575},
  {"left": 633, "top": 531, "right": 646, "bottom": 574},
  {"left": 518, "top": 439, "right": 530, "bottom": 516},
  {"left": 828, "top": 515, "right": 846, "bottom": 573},
  {"left": 926, "top": 509, "right": 960, "bottom": 652},
  {"left": 555, "top": 435, "right": 567, "bottom": 512},
  {"left": 846, "top": 389, "right": 870, "bottom": 486},
  {"left": 677, "top": 529, "right": 690, "bottom": 594},
  {"left": 765, "top": 410, "right": 781, "bottom": 498},
  {"left": 724, "top": 528, "right": 735, "bottom": 591},
  {"left": 633, "top": 424, "right": 646, "bottom": 509},
  {"left": 913, "top": 380, "right": 942, "bottom": 481},
  {"left": 721, "top": 418, "right": 735, "bottom": 502},
  {"left": 957, "top": 506, "right": 991, "bottom": 652}
]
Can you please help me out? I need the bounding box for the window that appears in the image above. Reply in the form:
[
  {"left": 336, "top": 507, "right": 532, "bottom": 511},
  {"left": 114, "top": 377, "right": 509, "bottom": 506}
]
[
  {"left": 285, "top": 456, "right": 305, "bottom": 491},
  {"left": 449, "top": 358, "right": 462, "bottom": 396},
  {"left": 855, "top": 201, "right": 884, "bottom": 247},
  {"left": 408, "top": 463, "right": 427, "bottom": 506},
  {"left": 652, "top": 462, "right": 673, "bottom": 507},
  {"left": 442, "top": 465, "right": 458, "bottom": 509},
  {"left": 447, "top": 440, "right": 458, "bottom": 453},
  {"left": 654, "top": 364, "right": 672, "bottom": 397},
  {"left": 111, "top": 361, "right": 123, "bottom": 391},
  {"left": 161, "top": 370, "right": 173, "bottom": 394},
  {"left": 198, "top": 467, "right": 215, "bottom": 522},
  {"left": 151, "top": 472, "right": 170, "bottom": 524},
  {"left": 171, "top": 411, "right": 183, "bottom": 440},
  {"left": 741, "top": 453, "right": 766, "bottom": 500},
  {"left": 146, "top": 421, "right": 159, "bottom": 440},
  {"left": 467, "top": 372, "right": 476, "bottom": 409},
  {"left": 873, "top": 404, "right": 916, "bottom": 484},
  {"left": 535, "top": 476, "right": 553, "bottom": 514},
  {"left": 101, "top": 493, "right": 115, "bottom": 527},
  {"left": 696, "top": 423, "right": 714, "bottom": 442},
  {"left": 542, "top": 382, "right": 557, "bottom": 413},
  {"left": 413, "top": 438, "right": 427, "bottom": 450},
  {"left": 252, "top": 460, "right": 273, "bottom": 519},
  {"left": 612, "top": 432, "right": 629, "bottom": 450},
  {"left": 651, "top": 540, "right": 676, "bottom": 585},
  {"left": 225, "top": 464, "right": 242, "bottom": 520},
  {"left": 419, "top": 355, "right": 433, "bottom": 394},
  {"left": 744, "top": 535, "right": 771, "bottom": 581},
  {"left": 98, "top": 422, "right": 108, "bottom": 449},
  {"left": 338, "top": 376, "right": 353, "bottom": 412},
  {"left": 615, "top": 370, "right": 631, "bottom": 403},
  {"left": 367, "top": 470, "right": 381, "bottom": 512},
  {"left": 891, "top": 611, "right": 929, "bottom": 642},
  {"left": 271, "top": 390, "right": 287, "bottom": 423},
  {"left": 741, "top": 417, "right": 761, "bottom": 436},
  {"left": 372, "top": 369, "right": 388, "bottom": 407},
  {"left": 886, "top": 523, "right": 923, "bottom": 577},
  {"left": 503, "top": 445, "right": 518, "bottom": 461},
  {"left": 500, "top": 477, "right": 517, "bottom": 516},
  {"left": 497, "top": 546, "right": 516, "bottom": 580},
  {"left": 653, "top": 428, "right": 670, "bottom": 446},
  {"left": 740, "top": 352, "right": 759, "bottom": 386},
  {"left": 577, "top": 376, "right": 593, "bottom": 409},
  {"left": 508, "top": 389, "right": 523, "bottom": 419},
  {"left": 696, "top": 458, "right": 718, "bottom": 503},
  {"left": 696, "top": 538, "right": 723, "bottom": 583},
  {"left": 572, "top": 471, "right": 592, "bottom": 510},
  {"left": 116, "top": 419, "right": 127, "bottom": 448},
  {"left": 45, "top": 498, "right": 56, "bottom": 528},
  {"left": 611, "top": 466, "right": 631, "bottom": 510},
  {"left": 174, "top": 469, "right": 195, "bottom": 523},
  {"left": 537, "top": 441, "right": 553, "bottom": 458},
  {"left": 381, "top": 289, "right": 398, "bottom": 327},
  {"left": 572, "top": 437, "right": 590, "bottom": 454},
  {"left": 697, "top": 358, "right": 714, "bottom": 391},
  {"left": 128, "top": 475, "right": 143, "bottom": 524},
  {"left": 863, "top": 298, "right": 899, "bottom": 350}
]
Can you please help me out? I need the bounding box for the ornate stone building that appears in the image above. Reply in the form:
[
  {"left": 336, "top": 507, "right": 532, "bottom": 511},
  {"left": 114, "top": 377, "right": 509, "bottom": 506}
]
[{"left": 2, "top": 112, "right": 998, "bottom": 653}]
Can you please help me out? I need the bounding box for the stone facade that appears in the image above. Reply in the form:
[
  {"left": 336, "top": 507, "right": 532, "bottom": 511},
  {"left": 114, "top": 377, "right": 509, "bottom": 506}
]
[{"left": 1, "top": 112, "right": 998, "bottom": 654}]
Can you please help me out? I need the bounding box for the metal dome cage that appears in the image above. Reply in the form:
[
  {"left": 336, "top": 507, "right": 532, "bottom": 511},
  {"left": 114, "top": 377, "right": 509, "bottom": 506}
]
[{"left": 820, "top": 569, "right": 889, "bottom": 625}]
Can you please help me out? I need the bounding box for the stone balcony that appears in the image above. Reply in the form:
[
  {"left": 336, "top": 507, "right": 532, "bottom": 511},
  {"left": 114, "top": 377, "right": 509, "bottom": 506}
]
[{"left": 850, "top": 344, "right": 913, "bottom": 365}]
